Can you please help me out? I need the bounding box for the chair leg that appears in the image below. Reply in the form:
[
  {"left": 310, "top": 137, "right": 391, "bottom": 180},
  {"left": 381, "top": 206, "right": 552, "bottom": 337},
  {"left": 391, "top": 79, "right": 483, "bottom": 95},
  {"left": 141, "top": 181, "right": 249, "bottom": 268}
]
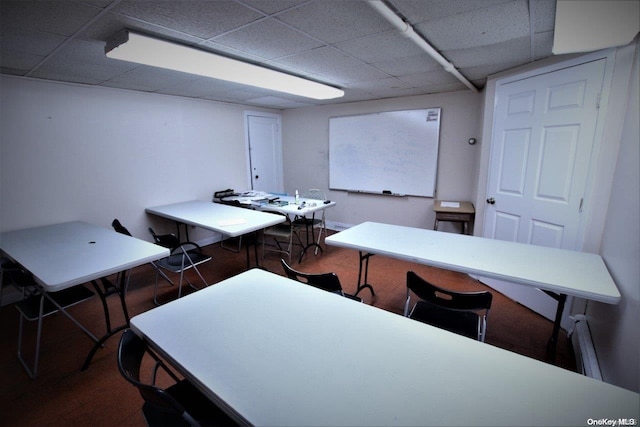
[
  {"left": 263, "top": 234, "right": 292, "bottom": 263},
  {"left": 152, "top": 261, "right": 174, "bottom": 286},
  {"left": 314, "top": 221, "right": 326, "bottom": 255},
  {"left": 153, "top": 269, "right": 162, "bottom": 306},
  {"left": 181, "top": 250, "right": 209, "bottom": 289}
]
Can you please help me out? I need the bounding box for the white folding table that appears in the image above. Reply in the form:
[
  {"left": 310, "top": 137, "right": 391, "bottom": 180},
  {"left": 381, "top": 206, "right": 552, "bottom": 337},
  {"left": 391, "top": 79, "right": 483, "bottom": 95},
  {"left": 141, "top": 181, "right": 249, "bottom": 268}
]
[
  {"left": 220, "top": 192, "right": 336, "bottom": 261},
  {"left": 0, "top": 221, "right": 169, "bottom": 378},
  {"left": 146, "top": 200, "right": 286, "bottom": 268},
  {"left": 325, "top": 221, "right": 622, "bottom": 356},
  {"left": 130, "top": 269, "right": 639, "bottom": 426}
]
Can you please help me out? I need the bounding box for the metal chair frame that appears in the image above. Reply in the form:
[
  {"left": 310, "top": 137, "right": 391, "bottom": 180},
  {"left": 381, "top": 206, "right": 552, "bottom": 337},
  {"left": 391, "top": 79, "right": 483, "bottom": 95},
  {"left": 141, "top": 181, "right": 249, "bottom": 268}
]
[{"left": 404, "top": 271, "right": 492, "bottom": 341}]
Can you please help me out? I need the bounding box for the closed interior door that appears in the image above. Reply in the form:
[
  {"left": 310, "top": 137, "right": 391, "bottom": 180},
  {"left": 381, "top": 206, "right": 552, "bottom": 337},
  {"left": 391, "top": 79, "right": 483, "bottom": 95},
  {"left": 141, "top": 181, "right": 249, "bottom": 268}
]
[
  {"left": 245, "top": 112, "right": 283, "bottom": 193},
  {"left": 484, "top": 59, "right": 606, "bottom": 324}
]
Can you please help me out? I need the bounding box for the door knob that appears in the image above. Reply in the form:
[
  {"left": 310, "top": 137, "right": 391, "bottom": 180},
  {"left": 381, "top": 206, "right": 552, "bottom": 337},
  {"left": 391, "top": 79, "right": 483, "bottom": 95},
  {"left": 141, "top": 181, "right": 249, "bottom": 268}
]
[{"left": 486, "top": 197, "right": 495, "bottom": 204}]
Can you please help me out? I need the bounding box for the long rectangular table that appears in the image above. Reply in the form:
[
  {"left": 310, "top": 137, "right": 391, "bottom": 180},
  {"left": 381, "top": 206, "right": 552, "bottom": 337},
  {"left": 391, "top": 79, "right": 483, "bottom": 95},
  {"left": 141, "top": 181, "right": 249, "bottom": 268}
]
[
  {"left": 130, "top": 268, "right": 639, "bottom": 426},
  {"left": 220, "top": 192, "right": 337, "bottom": 260},
  {"left": 146, "top": 200, "right": 286, "bottom": 267},
  {"left": 0, "top": 221, "right": 169, "bottom": 378},
  {"left": 324, "top": 222, "right": 622, "bottom": 356}
]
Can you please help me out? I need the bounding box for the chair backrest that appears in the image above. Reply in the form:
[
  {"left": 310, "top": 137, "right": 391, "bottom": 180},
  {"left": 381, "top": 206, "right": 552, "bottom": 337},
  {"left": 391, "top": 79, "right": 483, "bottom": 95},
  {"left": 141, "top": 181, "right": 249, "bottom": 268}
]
[
  {"left": 300, "top": 189, "right": 326, "bottom": 200},
  {"left": 406, "top": 271, "right": 492, "bottom": 313},
  {"left": 148, "top": 227, "right": 180, "bottom": 249},
  {"left": 117, "top": 330, "right": 196, "bottom": 425},
  {"left": 1, "top": 257, "right": 36, "bottom": 289},
  {"left": 112, "top": 219, "right": 132, "bottom": 236},
  {"left": 405, "top": 271, "right": 492, "bottom": 341},
  {"left": 280, "top": 259, "right": 343, "bottom": 294}
]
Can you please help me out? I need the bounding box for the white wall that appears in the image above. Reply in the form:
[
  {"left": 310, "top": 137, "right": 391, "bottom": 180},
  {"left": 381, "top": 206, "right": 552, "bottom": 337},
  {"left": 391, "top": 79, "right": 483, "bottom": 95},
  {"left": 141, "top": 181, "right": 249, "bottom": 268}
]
[
  {"left": 0, "top": 76, "right": 276, "bottom": 242},
  {"left": 282, "top": 91, "right": 482, "bottom": 231},
  {"left": 589, "top": 39, "right": 639, "bottom": 393}
]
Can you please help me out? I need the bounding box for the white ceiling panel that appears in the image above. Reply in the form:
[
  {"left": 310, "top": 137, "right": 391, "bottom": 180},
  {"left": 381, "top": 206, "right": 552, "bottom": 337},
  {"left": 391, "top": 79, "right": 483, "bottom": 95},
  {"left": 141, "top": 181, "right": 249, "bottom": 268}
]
[
  {"left": 213, "top": 18, "right": 323, "bottom": 60},
  {"left": 276, "top": 1, "right": 394, "bottom": 44},
  {"left": 444, "top": 36, "right": 533, "bottom": 68},
  {"left": 275, "top": 46, "right": 366, "bottom": 75},
  {"left": 417, "top": 0, "right": 530, "bottom": 51},
  {"left": 0, "top": 0, "right": 581, "bottom": 109},
  {"left": 371, "top": 53, "right": 442, "bottom": 76},
  {"left": 390, "top": 0, "right": 514, "bottom": 23},
  {"left": 334, "top": 31, "right": 427, "bottom": 63},
  {"left": 111, "top": 1, "right": 263, "bottom": 39}
]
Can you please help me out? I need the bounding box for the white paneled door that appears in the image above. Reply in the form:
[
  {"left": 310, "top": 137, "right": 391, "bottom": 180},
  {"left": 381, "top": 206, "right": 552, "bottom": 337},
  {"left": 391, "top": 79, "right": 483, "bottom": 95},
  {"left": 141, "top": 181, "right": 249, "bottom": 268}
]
[
  {"left": 245, "top": 111, "right": 283, "bottom": 193},
  {"left": 484, "top": 59, "right": 606, "bottom": 325}
]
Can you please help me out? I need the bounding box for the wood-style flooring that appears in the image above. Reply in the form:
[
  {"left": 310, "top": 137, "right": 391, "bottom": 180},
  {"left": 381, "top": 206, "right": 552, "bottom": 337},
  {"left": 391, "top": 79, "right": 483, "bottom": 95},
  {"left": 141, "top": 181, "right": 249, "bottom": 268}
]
[{"left": 0, "top": 231, "right": 575, "bottom": 426}]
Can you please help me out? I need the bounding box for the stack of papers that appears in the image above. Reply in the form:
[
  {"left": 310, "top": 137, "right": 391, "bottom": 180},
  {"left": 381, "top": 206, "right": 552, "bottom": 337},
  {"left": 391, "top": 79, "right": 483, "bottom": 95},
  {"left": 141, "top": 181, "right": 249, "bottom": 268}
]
[{"left": 441, "top": 201, "right": 460, "bottom": 208}]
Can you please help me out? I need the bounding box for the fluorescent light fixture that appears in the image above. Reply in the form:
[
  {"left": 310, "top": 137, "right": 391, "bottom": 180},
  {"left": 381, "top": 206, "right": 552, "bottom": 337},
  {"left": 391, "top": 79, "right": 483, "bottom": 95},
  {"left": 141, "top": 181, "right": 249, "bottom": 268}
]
[{"left": 105, "top": 30, "right": 344, "bottom": 100}]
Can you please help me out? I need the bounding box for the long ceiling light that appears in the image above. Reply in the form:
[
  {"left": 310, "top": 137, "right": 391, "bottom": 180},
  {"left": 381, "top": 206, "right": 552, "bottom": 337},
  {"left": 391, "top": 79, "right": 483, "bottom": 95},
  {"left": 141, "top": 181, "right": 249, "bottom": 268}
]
[{"left": 105, "top": 30, "right": 344, "bottom": 100}]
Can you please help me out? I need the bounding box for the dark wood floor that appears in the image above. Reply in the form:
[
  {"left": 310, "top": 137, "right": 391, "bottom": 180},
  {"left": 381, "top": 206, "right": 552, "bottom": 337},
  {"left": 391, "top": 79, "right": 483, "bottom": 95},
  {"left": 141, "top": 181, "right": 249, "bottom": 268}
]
[{"left": 0, "top": 231, "right": 575, "bottom": 426}]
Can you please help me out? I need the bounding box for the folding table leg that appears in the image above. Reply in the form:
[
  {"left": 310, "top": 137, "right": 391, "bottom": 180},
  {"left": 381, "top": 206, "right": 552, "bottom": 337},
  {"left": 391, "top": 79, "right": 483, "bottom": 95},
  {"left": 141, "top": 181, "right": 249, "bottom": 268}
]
[
  {"left": 17, "top": 288, "right": 98, "bottom": 378},
  {"left": 543, "top": 291, "right": 567, "bottom": 360},
  {"left": 17, "top": 294, "right": 45, "bottom": 379},
  {"left": 355, "top": 251, "right": 376, "bottom": 297},
  {"left": 82, "top": 272, "right": 132, "bottom": 371}
]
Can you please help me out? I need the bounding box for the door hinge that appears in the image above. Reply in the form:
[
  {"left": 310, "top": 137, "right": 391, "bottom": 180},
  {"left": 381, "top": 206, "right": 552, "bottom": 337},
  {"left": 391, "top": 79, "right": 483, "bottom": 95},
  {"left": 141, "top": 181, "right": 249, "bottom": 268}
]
[
  {"left": 579, "top": 198, "right": 584, "bottom": 213},
  {"left": 596, "top": 93, "right": 601, "bottom": 109}
]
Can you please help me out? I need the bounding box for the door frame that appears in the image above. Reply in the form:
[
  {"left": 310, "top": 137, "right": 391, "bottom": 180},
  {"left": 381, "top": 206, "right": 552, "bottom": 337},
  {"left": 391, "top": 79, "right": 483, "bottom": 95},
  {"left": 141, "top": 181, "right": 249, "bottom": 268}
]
[
  {"left": 243, "top": 110, "right": 284, "bottom": 193},
  {"left": 475, "top": 49, "right": 621, "bottom": 327}
]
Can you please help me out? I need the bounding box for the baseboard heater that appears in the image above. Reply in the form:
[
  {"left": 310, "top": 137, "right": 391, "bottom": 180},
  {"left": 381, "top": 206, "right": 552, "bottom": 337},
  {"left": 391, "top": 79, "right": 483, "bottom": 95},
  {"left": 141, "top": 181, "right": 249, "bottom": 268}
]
[{"left": 570, "top": 314, "right": 602, "bottom": 381}]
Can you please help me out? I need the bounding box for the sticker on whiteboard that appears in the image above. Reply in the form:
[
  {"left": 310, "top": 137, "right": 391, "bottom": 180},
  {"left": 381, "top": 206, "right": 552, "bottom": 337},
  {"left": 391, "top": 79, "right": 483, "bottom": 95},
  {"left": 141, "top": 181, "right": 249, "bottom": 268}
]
[{"left": 426, "top": 110, "right": 439, "bottom": 121}]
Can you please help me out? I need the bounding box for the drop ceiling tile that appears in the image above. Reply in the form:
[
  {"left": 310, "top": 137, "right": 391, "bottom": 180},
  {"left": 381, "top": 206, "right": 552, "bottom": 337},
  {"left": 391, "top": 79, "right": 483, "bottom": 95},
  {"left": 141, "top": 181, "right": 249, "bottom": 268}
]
[
  {"left": 213, "top": 18, "right": 323, "bottom": 60},
  {"left": 390, "top": 0, "right": 513, "bottom": 23},
  {"left": 420, "top": 81, "right": 468, "bottom": 94},
  {"left": 314, "top": 63, "right": 390, "bottom": 85},
  {"left": 32, "top": 39, "right": 139, "bottom": 82},
  {"left": 459, "top": 61, "right": 524, "bottom": 80},
  {"left": 83, "top": 0, "right": 113, "bottom": 8},
  {"left": 0, "top": 50, "right": 44, "bottom": 75},
  {"left": 201, "top": 41, "right": 268, "bottom": 64},
  {"left": 79, "top": 12, "right": 202, "bottom": 47},
  {"left": 111, "top": 0, "right": 263, "bottom": 39},
  {"left": 416, "top": 0, "right": 530, "bottom": 50},
  {"left": 0, "top": 27, "right": 66, "bottom": 56},
  {"left": 398, "top": 69, "right": 460, "bottom": 87},
  {"left": 371, "top": 53, "right": 442, "bottom": 76},
  {"left": 276, "top": 1, "right": 394, "bottom": 44},
  {"left": 531, "top": 0, "right": 556, "bottom": 33},
  {"left": 29, "top": 63, "right": 106, "bottom": 85},
  {"left": 0, "top": 0, "right": 560, "bottom": 106},
  {"left": 101, "top": 66, "right": 198, "bottom": 92},
  {"left": 0, "top": 0, "right": 102, "bottom": 37},
  {"left": 335, "top": 31, "right": 425, "bottom": 64},
  {"left": 533, "top": 31, "right": 554, "bottom": 60},
  {"left": 239, "top": 0, "right": 308, "bottom": 16},
  {"left": 443, "top": 36, "right": 532, "bottom": 68},
  {"left": 349, "top": 76, "right": 412, "bottom": 92},
  {"left": 364, "top": 85, "right": 433, "bottom": 100},
  {"left": 273, "top": 46, "right": 364, "bottom": 75}
]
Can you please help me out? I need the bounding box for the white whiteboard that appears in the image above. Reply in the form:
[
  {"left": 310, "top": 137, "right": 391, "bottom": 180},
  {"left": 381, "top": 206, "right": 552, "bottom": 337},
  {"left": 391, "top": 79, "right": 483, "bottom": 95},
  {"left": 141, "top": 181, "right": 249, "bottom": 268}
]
[{"left": 329, "top": 108, "right": 441, "bottom": 197}]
